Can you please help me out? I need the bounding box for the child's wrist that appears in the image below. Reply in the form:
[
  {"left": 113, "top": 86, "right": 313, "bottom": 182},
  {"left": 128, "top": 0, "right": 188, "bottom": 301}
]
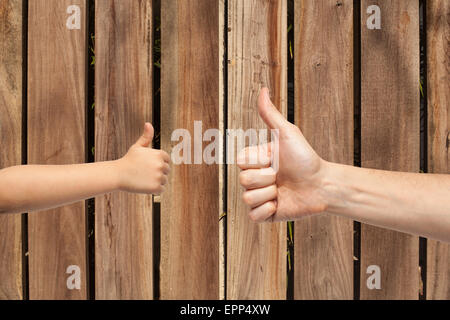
[{"left": 110, "top": 159, "right": 125, "bottom": 192}]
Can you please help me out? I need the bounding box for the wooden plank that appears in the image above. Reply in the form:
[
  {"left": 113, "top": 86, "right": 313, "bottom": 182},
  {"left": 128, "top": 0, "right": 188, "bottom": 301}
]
[
  {"left": 160, "top": 0, "right": 220, "bottom": 299},
  {"left": 426, "top": 0, "right": 450, "bottom": 300},
  {"left": 227, "top": 0, "right": 287, "bottom": 300},
  {"left": 95, "top": 0, "right": 153, "bottom": 300},
  {"left": 294, "top": 0, "right": 354, "bottom": 300},
  {"left": 0, "top": 0, "right": 23, "bottom": 300},
  {"left": 28, "top": 0, "right": 87, "bottom": 299},
  {"left": 360, "top": 0, "right": 420, "bottom": 299},
  {"left": 219, "top": 0, "right": 226, "bottom": 301}
]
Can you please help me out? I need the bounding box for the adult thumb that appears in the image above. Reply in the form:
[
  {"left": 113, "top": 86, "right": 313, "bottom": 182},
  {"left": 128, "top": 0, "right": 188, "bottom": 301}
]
[
  {"left": 258, "top": 88, "right": 287, "bottom": 130},
  {"left": 136, "top": 123, "right": 154, "bottom": 147}
]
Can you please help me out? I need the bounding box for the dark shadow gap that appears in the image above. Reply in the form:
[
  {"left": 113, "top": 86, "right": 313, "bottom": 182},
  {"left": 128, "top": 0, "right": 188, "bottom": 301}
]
[
  {"left": 21, "top": 0, "right": 29, "bottom": 301},
  {"left": 353, "top": 0, "right": 362, "bottom": 301},
  {"left": 286, "top": 0, "right": 294, "bottom": 301},
  {"left": 152, "top": 0, "right": 161, "bottom": 300},
  {"left": 152, "top": 203, "right": 161, "bottom": 300},
  {"left": 85, "top": 0, "right": 96, "bottom": 301},
  {"left": 419, "top": 0, "right": 428, "bottom": 301}
]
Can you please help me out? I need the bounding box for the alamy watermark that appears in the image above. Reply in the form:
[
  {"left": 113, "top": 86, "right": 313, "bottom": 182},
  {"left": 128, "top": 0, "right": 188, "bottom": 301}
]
[{"left": 170, "top": 121, "right": 279, "bottom": 173}]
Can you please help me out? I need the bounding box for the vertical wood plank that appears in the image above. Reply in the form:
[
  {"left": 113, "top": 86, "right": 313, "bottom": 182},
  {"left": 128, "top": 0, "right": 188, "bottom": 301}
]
[
  {"left": 28, "top": 0, "right": 87, "bottom": 299},
  {"left": 95, "top": 0, "right": 153, "bottom": 300},
  {"left": 426, "top": 0, "right": 450, "bottom": 300},
  {"left": 360, "top": 0, "right": 420, "bottom": 299},
  {"left": 0, "top": 0, "right": 23, "bottom": 300},
  {"left": 227, "top": 0, "right": 287, "bottom": 300},
  {"left": 294, "top": 0, "right": 354, "bottom": 300},
  {"left": 160, "top": 0, "right": 220, "bottom": 299},
  {"left": 218, "top": 0, "right": 226, "bottom": 301}
]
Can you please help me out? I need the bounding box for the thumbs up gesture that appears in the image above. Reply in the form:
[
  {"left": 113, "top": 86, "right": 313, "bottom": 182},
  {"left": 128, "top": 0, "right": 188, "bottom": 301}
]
[
  {"left": 117, "top": 123, "right": 171, "bottom": 195},
  {"left": 238, "top": 88, "right": 328, "bottom": 222}
]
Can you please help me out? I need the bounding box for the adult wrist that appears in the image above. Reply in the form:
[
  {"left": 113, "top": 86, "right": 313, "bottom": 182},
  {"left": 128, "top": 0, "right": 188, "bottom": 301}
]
[{"left": 318, "top": 160, "right": 350, "bottom": 215}]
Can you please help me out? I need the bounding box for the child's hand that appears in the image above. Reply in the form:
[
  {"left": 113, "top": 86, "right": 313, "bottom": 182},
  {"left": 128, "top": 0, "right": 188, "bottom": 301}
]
[{"left": 116, "top": 123, "right": 170, "bottom": 195}]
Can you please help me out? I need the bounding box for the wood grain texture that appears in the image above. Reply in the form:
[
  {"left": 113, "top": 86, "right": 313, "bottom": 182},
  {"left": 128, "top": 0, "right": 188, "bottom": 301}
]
[
  {"left": 218, "top": 0, "right": 226, "bottom": 300},
  {"left": 160, "top": 0, "right": 220, "bottom": 299},
  {"left": 227, "top": 0, "right": 287, "bottom": 300},
  {"left": 95, "top": 0, "right": 153, "bottom": 300},
  {"left": 426, "top": 0, "right": 450, "bottom": 300},
  {"left": 360, "top": 0, "right": 420, "bottom": 299},
  {"left": 28, "top": 0, "right": 86, "bottom": 299},
  {"left": 294, "top": 0, "right": 354, "bottom": 300},
  {"left": 0, "top": 0, "right": 22, "bottom": 300}
]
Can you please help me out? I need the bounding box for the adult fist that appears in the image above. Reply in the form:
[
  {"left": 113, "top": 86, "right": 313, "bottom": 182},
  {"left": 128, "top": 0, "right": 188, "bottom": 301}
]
[
  {"left": 116, "top": 123, "right": 170, "bottom": 195},
  {"left": 238, "top": 88, "right": 329, "bottom": 222}
]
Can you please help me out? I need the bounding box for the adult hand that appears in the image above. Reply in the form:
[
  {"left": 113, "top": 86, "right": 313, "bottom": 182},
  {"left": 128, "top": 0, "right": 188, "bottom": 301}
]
[{"left": 238, "top": 88, "right": 329, "bottom": 222}]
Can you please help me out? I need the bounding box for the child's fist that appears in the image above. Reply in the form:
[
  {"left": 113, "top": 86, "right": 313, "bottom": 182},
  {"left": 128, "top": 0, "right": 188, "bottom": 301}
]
[{"left": 116, "top": 123, "right": 170, "bottom": 195}]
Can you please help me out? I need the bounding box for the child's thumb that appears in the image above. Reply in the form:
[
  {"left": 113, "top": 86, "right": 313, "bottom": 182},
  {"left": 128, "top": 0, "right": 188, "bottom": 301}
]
[{"left": 136, "top": 123, "right": 154, "bottom": 147}]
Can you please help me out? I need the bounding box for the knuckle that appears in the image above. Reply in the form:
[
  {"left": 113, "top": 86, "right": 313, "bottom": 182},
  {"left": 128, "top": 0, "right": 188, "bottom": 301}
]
[
  {"left": 258, "top": 153, "right": 270, "bottom": 165},
  {"left": 237, "top": 148, "right": 249, "bottom": 164},
  {"left": 239, "top": 172, "right": 249, "bottom": 187},
  {"left": 242, "top": 192, "right": 252, "bottom": 206},
  {"left": 248, "top": 211, "right": 261, "bottom": 223},
  {"left": 151, "top": 181, "right": 160, "bottom": 190},
  {"left": 268, "top": 201, "right": 277, "bottom": 214},
  {"left": 266, "top": 167, "right": 276, "bottom": 177},
  {"left": 269, "top": 184, "right": 278, "bottom": 195},
  {"left": 160, "top": 151, "right": 169, "bottom": 160},
  {"left": 154, "top": 186, "right": 164, "bottom": 195}
]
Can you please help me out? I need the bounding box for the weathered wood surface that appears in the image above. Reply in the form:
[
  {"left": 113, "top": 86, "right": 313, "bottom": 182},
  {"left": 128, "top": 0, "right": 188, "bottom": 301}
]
[
  {"left": 360, "top": 0, "right": 420, "bottom": 299},
  {"left": 227, "top": 0, "right": 287, "bottom": 300},
  {"left": 95, "top": 0, "right": 154, "bottom": 300},
  {"left": 1, "top": 0, "right": 448, "bottom": 302},
  {"left": 0, "top": 0, "right": 23, "bottom": 300},
  {"left": 426, "top": 0, "right": 450, "bottom": 300},
  {"left": 160, "top": 0, "right": 220, "bottom": 299},
  {"left": 294, "top": 0, "right": 354, "bottom": 300},
  {"left": 28, "top": 0, "right": 87, "bottom": 299}
]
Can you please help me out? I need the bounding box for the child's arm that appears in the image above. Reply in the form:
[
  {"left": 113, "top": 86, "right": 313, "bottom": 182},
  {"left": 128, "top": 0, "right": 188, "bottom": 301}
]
[{"left": 0, "top": 123, "right": 170, "bottom": 215}]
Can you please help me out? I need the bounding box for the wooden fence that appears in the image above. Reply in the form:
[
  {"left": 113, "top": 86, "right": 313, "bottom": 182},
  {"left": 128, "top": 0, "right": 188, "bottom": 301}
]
[{"left": 0, "top": 0, "right": 448, "bottom": 300}]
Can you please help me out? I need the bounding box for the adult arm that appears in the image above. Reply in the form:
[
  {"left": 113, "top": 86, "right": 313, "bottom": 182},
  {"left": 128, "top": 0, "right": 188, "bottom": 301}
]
[{"left": 238, "top": 89, "right": 450, "bottom": 243}]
